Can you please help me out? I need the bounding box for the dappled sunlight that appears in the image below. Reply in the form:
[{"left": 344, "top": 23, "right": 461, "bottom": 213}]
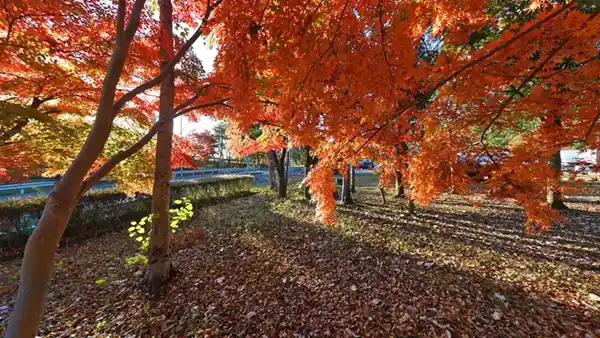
[{"left": 1, "top": 188, "right": 599, "bottom": 336}]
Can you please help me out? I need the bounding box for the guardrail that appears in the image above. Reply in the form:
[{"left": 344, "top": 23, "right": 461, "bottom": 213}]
[{"left": 0, "top": 167, "right": 306, "bottom": 199}]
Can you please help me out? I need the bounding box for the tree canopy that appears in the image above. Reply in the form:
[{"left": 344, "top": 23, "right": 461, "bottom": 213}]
[{"left": 213, "top": 0, "right": 599, "bottom": 229}]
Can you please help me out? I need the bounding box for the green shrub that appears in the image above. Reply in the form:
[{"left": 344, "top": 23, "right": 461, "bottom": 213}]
[
  {"left": 125, "top": 197, "right": 194, "bottom": 266},
  {"left": 0, "top": 175, "right": 254, "bottom": 250}
]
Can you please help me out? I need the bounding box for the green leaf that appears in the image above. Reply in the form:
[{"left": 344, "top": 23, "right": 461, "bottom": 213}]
[
  {"left": 95, "top": 279, "right": 106, "bottom": 285},
  {"left": 136, "top": 236, "right": 144, "bottom": 242},
  {"left": 137, "top": 228, "right": 145, "bottom": 234},
  {"left": 128, "top": 226, "right": 135, "bottom": 232},
  {"left": 185, "top": 204, "right": 193, "bottom": 210},
  {"left": 174, "top": 200, "right": 183, "bottom": 205},
  {"left": 131, "top": 221, "right": 137, "bottom": 226}
]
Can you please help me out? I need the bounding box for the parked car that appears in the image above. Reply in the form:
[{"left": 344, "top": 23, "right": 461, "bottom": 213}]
[
  {"left": 458, "top": 152, "right": 507, "bottom": 182},
  {"left": 358, "top": 160, "right": 374, "bottom": 169}
]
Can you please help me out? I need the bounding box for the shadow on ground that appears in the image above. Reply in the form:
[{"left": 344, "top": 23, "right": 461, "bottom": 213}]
[{"left": 1, "top": 188, "right": 599, "bottom": 337}]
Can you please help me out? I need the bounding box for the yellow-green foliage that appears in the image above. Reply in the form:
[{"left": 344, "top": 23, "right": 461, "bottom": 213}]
[{"left": 126, "top": 198, "right": 194, "bottom": 266}]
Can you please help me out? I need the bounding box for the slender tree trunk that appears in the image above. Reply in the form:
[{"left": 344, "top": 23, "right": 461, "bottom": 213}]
[
  {"left": 408, "top": 199, "right": 416, "bottom": 215},
  {"left": 341, "top": 164, "right": 353, "bottom": 205},
  {"left": 304, "top": 146, "right": 311, "bottom": 200},
  {"left": 276, "top": 149, "right": 287, "bottom": 198},
  {"left": 285, "top": 149, "right": 290, "bottom": 185},
  {"left": 394, "top": 171, "right": 405, "bottom": 198},
  {"left": 6, "top": 5, "right": 140, "bottom": 336},
  {"left": 145, "top": 0, "right": 175, "bottom": 296},
  {"left": 350, "top": 165, "right": 356, "bottom": 193},
  {"left": 547, "top": 149, "right": 568, "bottom": 210},
  {"left": 267, "top": 150, "right": 278, "bottom": 192},
  {"left": 379, "top": 187, "right": 387, "bottom": 205}
]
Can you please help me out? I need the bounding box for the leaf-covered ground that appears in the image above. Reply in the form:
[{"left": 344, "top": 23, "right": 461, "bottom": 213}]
[{"left": 1, "top": 180, "right": 600, "bottom": 337}]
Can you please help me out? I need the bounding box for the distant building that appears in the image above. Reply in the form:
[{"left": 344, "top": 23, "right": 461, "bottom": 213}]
[{"left": 561, "top": 150, "right": 598, "bottom": 172}]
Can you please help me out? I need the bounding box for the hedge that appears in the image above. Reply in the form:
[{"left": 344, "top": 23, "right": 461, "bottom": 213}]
[{"left": 0, "top": 175, "right": 255, "bottom": 250}]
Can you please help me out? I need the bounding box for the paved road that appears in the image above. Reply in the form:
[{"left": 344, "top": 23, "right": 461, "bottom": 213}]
[{"left": 0, "top": 168, "right": 306, "bottom": 200}]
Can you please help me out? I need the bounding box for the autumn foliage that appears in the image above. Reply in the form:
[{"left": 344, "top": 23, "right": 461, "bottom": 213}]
[{"left": 211, "top": 0, "right": 599, "bottom": 229}]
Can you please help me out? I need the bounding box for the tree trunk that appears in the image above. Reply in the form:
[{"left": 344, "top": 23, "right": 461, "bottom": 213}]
[
  {"left": 303, "top": 146, "right": 311, "bottom": 200},
  {"left": 276, "top": 148, "right": 287, "bottom": 198},
  {"left": 6, "top": 6, "right": 140, "bottom": 336},
  {"left": 394, "top": 171, "right": 405, "bottom": 198},
  {"left": 145, "top": 0, "right": 175, "bottom": 297},
  {"left": 350, "top": 165, "right": 356, "bottom": 193},
  {"left": 408, "top": 199, "right": 416, "bottom": 215},
  {"left": 547, "top": 149, "right": 568, "bottom": 210},
  {"left": 267, "top": 150, "right": 278, "bottom": 192},
  {"left": 379, "top": 187, "right": 387, "bottom": 205},
  {"left": 341, "top": 164, "right": 353, "bottom": 205}
]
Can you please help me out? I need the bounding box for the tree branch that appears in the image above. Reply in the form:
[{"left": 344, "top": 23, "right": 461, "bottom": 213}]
[
  {"left": 123, "top": 0, "right": 147, "bottom": 44},
  {"left": 298, "top": 0, "right": 349, "bottom": 88},
  {"left": 433, "top": 3, "right": 573, "bottom": 93},
  {"left": 479, "top": 37, "right": 570, "bottom": 145},
  {"left": 79, "top": 97, "right": 229, "bottom": 196},
  {"left": 378, "top": 0, "right": 395, "bottom": 90},
  {"left": 113, "top": 0, "right": 221, "bottom": 112},
  {"left": 115, "top": 0, "right": 127, "bottom": 45}
]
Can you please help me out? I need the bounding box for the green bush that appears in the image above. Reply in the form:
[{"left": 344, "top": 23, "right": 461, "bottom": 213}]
[{"left": 0, "top": 175, "right": 255, "bottom": 250}]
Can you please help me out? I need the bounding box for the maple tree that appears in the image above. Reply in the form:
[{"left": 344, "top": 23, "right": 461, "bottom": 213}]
[
  {"left": 2, "top": 0, "right": 600, "bottom": 335},
  {"left": 189, "top": 130, "right": 217, "bottom": 160},
  {"left": 228, "top": 122, "right": 290, "bottom": 197},
  {"left": 3, "top": 0, "right": 230, "bottom": 335},
  {"left": 145, "top": 0, "right": 178, "bottom": 296},
  {"left": 0, "top": 0, "right": 165, "bottom": 182},
  {"left": 213, "top": 0, "right": 599, "bottom": 229}
]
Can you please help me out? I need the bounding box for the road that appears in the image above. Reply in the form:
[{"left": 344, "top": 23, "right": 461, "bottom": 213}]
[{"left": 0, "top": 168, "right": 306, "bottom": 200}]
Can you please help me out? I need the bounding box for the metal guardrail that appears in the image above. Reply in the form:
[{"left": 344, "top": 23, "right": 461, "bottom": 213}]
[{"left": 0, "top": 167, "right": 307, "bottom": 199}]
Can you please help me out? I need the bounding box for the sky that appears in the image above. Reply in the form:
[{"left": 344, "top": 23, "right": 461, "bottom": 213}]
[{"left": 174, "top": 38, "right": 219, "bottom": 136}]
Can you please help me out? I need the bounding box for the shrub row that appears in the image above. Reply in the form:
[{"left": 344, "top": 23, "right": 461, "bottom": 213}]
[{"left": 0, "top": 175, "right": 255, "bottom": 250}]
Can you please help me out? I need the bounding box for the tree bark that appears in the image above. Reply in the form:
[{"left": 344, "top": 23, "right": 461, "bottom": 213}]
[
  {"left": 0, "top": 98, "right": 43, "bottom": 147},
  {"left": 267, "top": 150, "right": 278, "bottom": 192},
  {"left": 303, "top": 146, "right": 312, "bottom": 200},
  {"left": 6, "top": 2, "right": 145, "bottom": 336},
  {"left": 6, "top": 1, "right": 221, "bottom": 334},
  {"left": 350, "top": 165, "right": 356, "bottom": 193},
  {"left": 341, "top": 164, "right": 353, "bottom": 205},
  {"left": 145, "top": 0, "right": 175, "bottom": 297},
  {"left": 394, "top": 171, "right": 405, "bottom": 198},
  {"left": 276, "top": 148, "right": 287, "bottom": 198},
  {"left": 408, "top": 199, "right": 416, "bottom": 215},
  {"left": 379, "top": 187, "right": 387, "bottom": 205},
  {"left": 547, "top": 149, "right": 568, "bottom": 210}
]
